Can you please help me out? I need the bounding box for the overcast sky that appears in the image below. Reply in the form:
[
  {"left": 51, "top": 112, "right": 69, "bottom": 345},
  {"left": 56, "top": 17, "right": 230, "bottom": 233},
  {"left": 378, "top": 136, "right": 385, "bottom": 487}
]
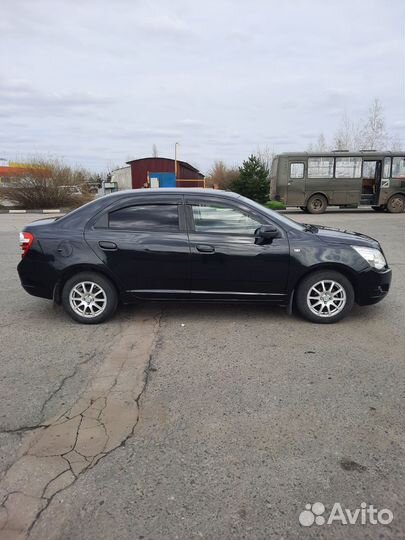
[{"left": 1, "top": 0, "right": 404, "bottom": 173}]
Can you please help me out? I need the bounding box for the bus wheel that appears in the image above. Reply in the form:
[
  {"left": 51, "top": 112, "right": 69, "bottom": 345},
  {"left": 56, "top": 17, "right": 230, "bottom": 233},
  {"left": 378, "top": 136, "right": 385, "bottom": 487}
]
[
  {"left": 307, "top": 194, "right": 327, "bottom": 214},
  {"left": 386, "top": 195, "right": 405, "bottom": 213},
  {"left": 371, "top": 205, "right": 385, "bottom": 212}
]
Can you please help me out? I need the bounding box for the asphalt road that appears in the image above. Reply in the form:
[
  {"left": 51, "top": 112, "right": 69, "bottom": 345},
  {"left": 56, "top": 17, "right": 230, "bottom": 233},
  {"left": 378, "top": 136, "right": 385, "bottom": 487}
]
[{"left": 0, "top": 209, "right": 404, "bottom": 540}]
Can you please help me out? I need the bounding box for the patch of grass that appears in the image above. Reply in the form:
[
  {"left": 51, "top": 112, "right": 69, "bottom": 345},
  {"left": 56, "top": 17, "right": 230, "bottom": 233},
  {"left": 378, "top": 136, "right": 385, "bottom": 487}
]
[{"left": 264, "top": 200, "right": 286, "bottom": 210}]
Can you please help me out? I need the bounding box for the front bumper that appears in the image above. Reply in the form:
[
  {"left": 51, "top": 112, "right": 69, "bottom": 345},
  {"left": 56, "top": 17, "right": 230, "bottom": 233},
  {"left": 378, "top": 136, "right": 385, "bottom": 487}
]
[{"left": 355, "top": 267, "right": 392, "bottom": 306}]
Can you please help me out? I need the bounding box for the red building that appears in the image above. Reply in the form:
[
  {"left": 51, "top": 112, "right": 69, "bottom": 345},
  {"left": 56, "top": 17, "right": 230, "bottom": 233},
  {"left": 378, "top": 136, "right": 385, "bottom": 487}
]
[{"left": 126, "top": 157, "right": 205, "bottom": 189}]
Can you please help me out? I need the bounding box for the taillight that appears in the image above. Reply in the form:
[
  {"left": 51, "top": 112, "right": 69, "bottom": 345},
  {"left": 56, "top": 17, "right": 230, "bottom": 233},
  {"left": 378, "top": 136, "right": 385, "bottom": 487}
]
[{"left": 19, "top": 232, "right": 34, "bottom": 258}]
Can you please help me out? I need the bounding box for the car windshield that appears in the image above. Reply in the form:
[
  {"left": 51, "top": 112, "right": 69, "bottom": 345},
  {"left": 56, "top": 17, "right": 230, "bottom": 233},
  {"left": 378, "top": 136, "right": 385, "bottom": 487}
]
[{"left": 236, "top": 194, "right": 306, "bottom": 231}]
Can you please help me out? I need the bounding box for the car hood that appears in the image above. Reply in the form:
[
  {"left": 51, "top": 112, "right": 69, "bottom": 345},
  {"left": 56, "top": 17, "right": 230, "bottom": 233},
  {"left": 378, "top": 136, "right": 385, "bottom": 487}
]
[{"left": 307, "top": 224, "right": 381, "bottom": 248}]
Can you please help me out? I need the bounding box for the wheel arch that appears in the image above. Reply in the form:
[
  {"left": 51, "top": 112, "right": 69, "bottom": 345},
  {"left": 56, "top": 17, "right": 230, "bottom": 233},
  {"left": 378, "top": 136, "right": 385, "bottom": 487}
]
[
  {"left": 290, "top": 263, "right": 359, "bottom": 305},
  {"left": 304, "top": 192, "right": 330, "bottom": 205},
  {"left": 53, "top": 264, "right": 121, "bottom": 304}
]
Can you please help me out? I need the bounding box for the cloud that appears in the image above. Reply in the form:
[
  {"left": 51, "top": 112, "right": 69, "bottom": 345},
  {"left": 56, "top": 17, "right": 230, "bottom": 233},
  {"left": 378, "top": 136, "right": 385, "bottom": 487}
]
[
  {"left": 0, "top": 0, "right": 403, "bottom": 171},
  {"left": 137, "top": 14, "right": 189, "bottom": 35},
  {"left": 0, "top": 78, "right": 114, "bottom": 119}
]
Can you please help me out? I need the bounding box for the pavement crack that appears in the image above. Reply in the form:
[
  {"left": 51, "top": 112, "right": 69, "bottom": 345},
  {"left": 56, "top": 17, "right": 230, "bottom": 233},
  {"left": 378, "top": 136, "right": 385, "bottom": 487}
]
[{"left": 0, "top": 309, "right": 162, "bottom": 540}]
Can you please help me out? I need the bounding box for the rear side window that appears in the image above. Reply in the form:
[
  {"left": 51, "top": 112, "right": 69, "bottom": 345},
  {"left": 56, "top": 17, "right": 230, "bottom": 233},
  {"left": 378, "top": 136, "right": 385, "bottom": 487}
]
[
  {"left": 335, "top": 157, "right": 362, "bottom": 178},
  {"left": 290, "top": 162, "right": 304, "bottom": 179},
  {"left": 392, "top": 157, "right": 405, "bottom": 178},
  {"left": 308, "top": 157, "right": 334, "bottom": 178},
  {"left": 108, "top": 204, "right": 179, "bottom": 231}
]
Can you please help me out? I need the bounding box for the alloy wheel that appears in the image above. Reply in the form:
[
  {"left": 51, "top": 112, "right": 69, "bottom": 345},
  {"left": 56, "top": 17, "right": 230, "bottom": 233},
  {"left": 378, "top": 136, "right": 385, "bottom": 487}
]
[
  {"left": 69, "top": 281, "right": 107, "bottom": 318},
  {"left": 306, "top": 280, "right": 347, "bottom": 318}
]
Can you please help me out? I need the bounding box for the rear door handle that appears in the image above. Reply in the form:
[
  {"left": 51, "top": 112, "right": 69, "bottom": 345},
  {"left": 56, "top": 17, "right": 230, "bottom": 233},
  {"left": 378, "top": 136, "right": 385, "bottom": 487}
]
[
  {"left": 196, "top": 244, "right": 215, "bottom": 253},
  {"left": 99, "top": 241, "right": 117, "bottom": 250}
]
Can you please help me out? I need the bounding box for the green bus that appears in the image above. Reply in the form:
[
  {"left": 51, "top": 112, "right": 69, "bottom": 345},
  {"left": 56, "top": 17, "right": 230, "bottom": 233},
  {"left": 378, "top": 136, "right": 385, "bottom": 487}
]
[{"left": 270, "top": 151, "right": 405, "bottom": 213}]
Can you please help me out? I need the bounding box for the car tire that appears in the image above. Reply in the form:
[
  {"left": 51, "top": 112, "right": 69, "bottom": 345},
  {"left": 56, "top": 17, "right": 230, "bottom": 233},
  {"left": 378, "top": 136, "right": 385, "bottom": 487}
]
[
  {"left": 386, "top": 194, "right": 405, "bottom": 213},
  {"left": 295, "top": 270, "right": 354, "bottom": 324},
  {"left": 306, "top": 194, "right": 327, "bottom": 214},
  {"left": 62, "top": 272, "right": 118, "bottom": 324}
]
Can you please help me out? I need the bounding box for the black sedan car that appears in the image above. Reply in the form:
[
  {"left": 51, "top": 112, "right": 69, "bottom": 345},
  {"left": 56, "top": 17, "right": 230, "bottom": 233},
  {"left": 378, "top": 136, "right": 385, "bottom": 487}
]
[{"left": 18, "top": 189, "right": 391, "bottom": 324}]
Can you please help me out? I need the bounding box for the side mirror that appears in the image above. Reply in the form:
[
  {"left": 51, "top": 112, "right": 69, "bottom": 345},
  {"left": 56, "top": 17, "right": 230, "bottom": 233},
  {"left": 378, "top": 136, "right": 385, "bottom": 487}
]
[{"left": 254, "top": 224, "right": 280, "bottom": 244}]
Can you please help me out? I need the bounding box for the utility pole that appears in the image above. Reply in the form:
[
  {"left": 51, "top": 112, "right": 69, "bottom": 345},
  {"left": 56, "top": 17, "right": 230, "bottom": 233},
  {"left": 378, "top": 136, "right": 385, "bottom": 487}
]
[{"left": 174, "top": 142, "right": 179, "bottom": 179}]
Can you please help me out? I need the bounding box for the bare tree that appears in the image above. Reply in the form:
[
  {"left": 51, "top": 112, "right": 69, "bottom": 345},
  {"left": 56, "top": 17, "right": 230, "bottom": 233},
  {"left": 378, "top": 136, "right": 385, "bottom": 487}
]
[
  {"left": 332, "top": 112, "right": 363, "bottom": 150},
  {"left": 152, "top": 144, "right": 159, "bottom": 158},
  {"left": 0, "top": 159, "right": 94, "bottom": 209},
  {"left": 205, "top": 160, "right": 239, "bottom": 189},
  {"left": 308, "top": 133, "right": 329, "bottom": 152},
  {"left": 256, "top": 145, "right": 274, "bottom": 171},
  {"left": 360, "top": 98, "right": 387, "bottom": 150}
]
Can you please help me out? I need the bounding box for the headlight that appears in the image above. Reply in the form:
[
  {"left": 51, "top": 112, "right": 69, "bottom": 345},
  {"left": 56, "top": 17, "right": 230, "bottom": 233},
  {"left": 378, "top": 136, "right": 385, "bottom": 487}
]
[{"left": 351, "top": 245, "right": 386, "bottom": 270}]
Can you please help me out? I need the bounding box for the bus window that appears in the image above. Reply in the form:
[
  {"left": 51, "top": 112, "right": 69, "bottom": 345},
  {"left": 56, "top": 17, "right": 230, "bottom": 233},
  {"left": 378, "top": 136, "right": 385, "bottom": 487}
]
[
  {"left": 383, "top": 157, "right": 391, "bottom": 178},
  {"left": 335, "top": 157, "right": 362, "bottom": 178},
  {"left": 362, "top": 161, "right": 377, "bottom": 179},
  {"left": 308, "top": 157, "right": 334, "bottom": 178},
  {"left": 290, "top": 163, "right": 304, "bottom": 178},
  {"left": 392, "top": 157, "right": 405, "bottom": 178}
]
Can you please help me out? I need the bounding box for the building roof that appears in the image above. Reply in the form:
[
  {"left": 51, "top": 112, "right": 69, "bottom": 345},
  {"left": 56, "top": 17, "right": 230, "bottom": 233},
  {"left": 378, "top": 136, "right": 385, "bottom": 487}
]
[{"left": 126, "top": 156, "right": 203, "bottom": 175}]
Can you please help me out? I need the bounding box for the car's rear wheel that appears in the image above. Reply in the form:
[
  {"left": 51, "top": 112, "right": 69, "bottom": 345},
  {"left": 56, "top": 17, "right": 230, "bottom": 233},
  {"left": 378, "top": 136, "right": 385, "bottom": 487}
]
[
  {"left": 306, "top": 194, "right": 327, "bottom": 214},
  {"left": 295, "top": 270, "right": 354, "bottom": 323},
  {"left": 386, "top": 194, "right": 405, "bottom": 213},
  {"left": 62, "top": 272, "right": 118, "bottom": 324}
]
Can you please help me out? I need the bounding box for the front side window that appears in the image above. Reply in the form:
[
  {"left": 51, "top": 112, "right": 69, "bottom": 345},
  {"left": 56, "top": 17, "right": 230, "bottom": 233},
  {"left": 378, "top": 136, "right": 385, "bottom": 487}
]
[
  {"left": 308, "top": 157, "right": 334, "bottom": 178},
  {"left": 392, "top": 157, "right": 405, "bottom": 178},
  {"left": 290, "top": 162, "right": 304, "bottom": 179},
  {"left": 109, "top": 204, "right": 179, "bottom": 231},
  {"left": 191, "top": 204, "right": 262, "bottom": 234},
  {"left": 335, "top": 157, "right": 362, "bottom": 178}
]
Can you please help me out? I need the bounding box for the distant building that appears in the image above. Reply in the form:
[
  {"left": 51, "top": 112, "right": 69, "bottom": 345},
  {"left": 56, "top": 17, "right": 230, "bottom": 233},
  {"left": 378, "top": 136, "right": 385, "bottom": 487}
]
[
  {"left": 110, "top": 166, "right": 132, "bottom": 190},
  {"left": 0, "top": 160, "right": 35, "bottom": 186},
  {"left": 126, "top": 157, "right": 205, "bottom": 189}
]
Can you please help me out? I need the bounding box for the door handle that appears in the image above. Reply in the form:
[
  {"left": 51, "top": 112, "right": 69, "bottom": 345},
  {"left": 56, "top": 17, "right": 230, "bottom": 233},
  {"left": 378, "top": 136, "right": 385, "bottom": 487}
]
[
  {"left": 196, "top": 244, "right": 215, "bottom": 253},
  {"left": 99, "top": 241, "right": 117, "bottom": 250}
]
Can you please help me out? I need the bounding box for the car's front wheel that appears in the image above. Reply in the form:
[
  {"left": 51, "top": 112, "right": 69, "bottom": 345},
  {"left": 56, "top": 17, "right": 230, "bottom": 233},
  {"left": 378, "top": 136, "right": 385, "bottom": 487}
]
[
  {"left": 295, "top": 270, "right": 354, "bottom": 323},
  {"left": 62, "top": 272, "right": 118, "bottom": 324}
]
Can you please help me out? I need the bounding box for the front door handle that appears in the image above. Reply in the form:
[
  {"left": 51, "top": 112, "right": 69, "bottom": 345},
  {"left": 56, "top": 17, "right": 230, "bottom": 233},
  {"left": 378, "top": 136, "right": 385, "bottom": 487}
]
[
  {"left": 99, "top": 241, "right": 117, "bottom": 250},
  {"left": 196, "top": 244, "right": 215, "bottom": 253}
]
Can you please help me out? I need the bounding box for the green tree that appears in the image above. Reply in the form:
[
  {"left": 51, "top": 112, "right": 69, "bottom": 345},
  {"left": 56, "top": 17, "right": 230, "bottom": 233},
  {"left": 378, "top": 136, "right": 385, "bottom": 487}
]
[{"left": 230, "top": 154, "right": 269, "bottom": 203}]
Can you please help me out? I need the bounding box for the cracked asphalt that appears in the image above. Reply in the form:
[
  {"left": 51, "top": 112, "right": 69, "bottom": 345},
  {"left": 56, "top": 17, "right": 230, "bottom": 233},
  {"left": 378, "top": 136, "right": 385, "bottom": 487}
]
[{"left": 0, "top": 210, "right": 404, "bottom": 540}]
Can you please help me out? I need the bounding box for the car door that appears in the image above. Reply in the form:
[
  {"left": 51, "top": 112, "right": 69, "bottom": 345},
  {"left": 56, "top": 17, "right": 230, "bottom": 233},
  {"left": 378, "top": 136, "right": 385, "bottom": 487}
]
[
  {"left": 84, "top": 195, "right": 191, "bottom": 297},
  {"left": 185, "top": 196, "right": 290, "bottom": 297}
]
